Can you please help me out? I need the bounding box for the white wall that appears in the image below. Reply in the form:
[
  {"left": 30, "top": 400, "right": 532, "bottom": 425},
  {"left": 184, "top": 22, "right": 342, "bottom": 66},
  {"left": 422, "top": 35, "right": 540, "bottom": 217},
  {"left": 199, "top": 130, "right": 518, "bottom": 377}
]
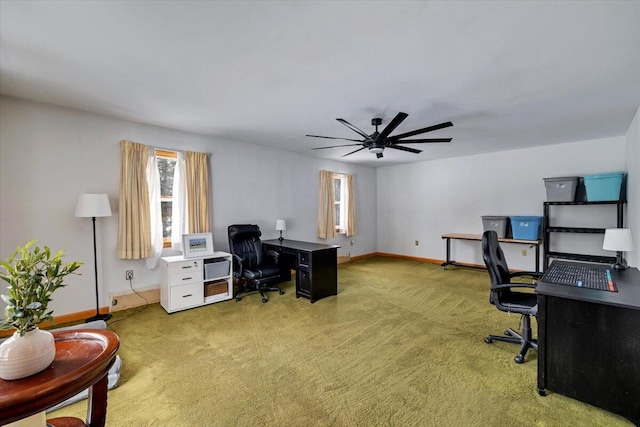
[
  {"left": 1, "top": 95, "right": 637, "bottom": 319},
  {"left": 377, "top": 137, "right": 629, "bottom": 271},
  {"left": 0, "top": 96, "right": 377, "bottom": 316},
  {"left": 625, "top": 105, "right": 640, "bottom": 267}
]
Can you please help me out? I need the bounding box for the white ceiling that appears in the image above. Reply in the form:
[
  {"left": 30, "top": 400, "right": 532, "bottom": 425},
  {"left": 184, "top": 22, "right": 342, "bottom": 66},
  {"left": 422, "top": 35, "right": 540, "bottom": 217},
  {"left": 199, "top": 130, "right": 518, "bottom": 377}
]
[{"left": 1, "top": 1, "right": 639, "bottom": 167}]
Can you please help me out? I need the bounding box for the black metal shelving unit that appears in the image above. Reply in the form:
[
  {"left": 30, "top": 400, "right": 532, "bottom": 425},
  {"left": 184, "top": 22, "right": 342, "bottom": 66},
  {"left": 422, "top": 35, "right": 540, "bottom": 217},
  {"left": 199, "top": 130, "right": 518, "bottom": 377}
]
[{"left": 543, "top": 200, "right": 626, "bottom": 269}]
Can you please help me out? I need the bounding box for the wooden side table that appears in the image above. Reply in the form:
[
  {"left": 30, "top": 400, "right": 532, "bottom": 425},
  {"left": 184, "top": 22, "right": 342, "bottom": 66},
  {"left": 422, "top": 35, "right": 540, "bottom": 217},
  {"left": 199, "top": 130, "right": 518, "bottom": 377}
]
[{"left": 0, "top": 329, "right": 120, "bottom": 427}]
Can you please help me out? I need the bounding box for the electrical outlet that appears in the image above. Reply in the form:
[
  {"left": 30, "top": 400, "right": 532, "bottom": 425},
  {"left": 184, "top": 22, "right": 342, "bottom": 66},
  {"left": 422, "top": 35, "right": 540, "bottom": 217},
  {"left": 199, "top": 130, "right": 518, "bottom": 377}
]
[
  {"left": 521, "top": 250, "right": 527, "bottom": 256},
  {"left": 415, "top": 240, "right": 419, "bottom": 246},
  {"left": 112, "top": 299, "right": 118, "bottom": 306},
  {"left": 125, "top": 270, "right": 133, "bottom": 280}
]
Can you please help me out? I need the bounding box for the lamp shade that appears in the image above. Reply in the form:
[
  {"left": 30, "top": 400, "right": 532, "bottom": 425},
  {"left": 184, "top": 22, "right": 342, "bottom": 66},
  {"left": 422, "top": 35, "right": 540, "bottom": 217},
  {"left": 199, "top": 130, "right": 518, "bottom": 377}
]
[
  {"left": 603, "top": 228, "right": 633, "bottom": 252},
  {"left": 75, "top": 194, "right": 112, "bottom": 218},
  {"left": 275, "top": 219, "right": 286, "bottom": 231}
]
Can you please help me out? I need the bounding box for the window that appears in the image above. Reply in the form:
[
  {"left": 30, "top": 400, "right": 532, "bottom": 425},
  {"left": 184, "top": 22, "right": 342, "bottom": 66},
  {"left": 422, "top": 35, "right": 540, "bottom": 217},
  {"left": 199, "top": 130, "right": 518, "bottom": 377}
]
[
  {"left": 157, "top": 149, "right": 177, "bottom": 247},
  {"left": 334, "top": 174, "right": 346, "bottom": 233}
]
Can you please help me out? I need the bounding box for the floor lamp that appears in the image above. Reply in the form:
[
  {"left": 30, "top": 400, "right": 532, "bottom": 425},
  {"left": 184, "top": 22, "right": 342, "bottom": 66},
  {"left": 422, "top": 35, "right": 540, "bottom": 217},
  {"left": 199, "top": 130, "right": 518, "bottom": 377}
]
[{"left": 75, "top": 193, "right": 113, "bottom": 322}]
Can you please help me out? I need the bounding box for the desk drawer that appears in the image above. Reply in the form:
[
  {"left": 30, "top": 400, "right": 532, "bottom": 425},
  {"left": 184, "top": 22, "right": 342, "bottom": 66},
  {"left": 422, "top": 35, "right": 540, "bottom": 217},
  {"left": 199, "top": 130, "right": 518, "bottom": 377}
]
[
  {"left": 297, "top": 269, "right": 311, "bottom": 294},
  {"left": 170, "top": 282, "right": 203, "bottom": 310},
  {"left": 298, "top": 251, "right": 310, "bottom": 267},
  {"left": 168, "top": 259, "right": 202, "bottom": 275},
  {"left": 168, "top": 271, "right": 202, "bottom": 286}
]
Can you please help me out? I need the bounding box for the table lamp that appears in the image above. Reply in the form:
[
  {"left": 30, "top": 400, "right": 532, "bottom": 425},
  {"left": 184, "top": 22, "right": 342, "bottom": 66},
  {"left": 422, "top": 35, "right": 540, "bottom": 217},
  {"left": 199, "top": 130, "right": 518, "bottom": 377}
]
[
  {"left": 75, "top": 194, "right": 113, "bottom": 322},
  {"left": 276, "top": 219, "right": 286, "bottom": 241},
  {"left": 603, "top": 228, "right": 633, "bottom": 270}
]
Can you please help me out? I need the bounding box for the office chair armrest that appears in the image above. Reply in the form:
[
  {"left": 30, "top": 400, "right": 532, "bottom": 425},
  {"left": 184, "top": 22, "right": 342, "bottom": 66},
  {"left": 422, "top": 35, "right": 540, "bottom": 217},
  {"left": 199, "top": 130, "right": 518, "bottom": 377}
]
[
  {"left": 509, "top": 271, "right": 542, "bottom": 279},
  {"left": 231, "top": 253, "right": 244, "bottom": 276},
  {"left": 265, "top": 250, "right": 279, "bottom": 264},
  {"left": 509, "top": 271, "right": 543, "bottom": 284},
  {"left": 492, "top": 283, "right": 537, "bottom": 291}
]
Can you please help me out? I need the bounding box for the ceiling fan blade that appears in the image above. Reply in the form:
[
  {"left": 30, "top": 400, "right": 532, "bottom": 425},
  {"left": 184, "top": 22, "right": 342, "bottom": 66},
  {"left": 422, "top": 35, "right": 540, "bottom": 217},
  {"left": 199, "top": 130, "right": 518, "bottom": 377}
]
[
  {"left": 393, "top": 138, "right": 452, "bottom": 144},
  {"left": 336, "top": 118, "right": 373, "bottom": 140},
  {"left": 388, "top": 145, "right": 422, "bottom": 154},
  {"left": 388, "top": 121, "right": 453, "bottom": 141},
  {"left": 341, "top": 147, "right": 367, "bottom": 157},
  {"left": 376, "top": 152, "right": 383, "bottom": 159},
  {"left": 378, "top": 112, "right": 408, "bottom": 140},
  {"left": 306, "top": 134, "right": 364, "bottom": 142},
  {"left": 311, "top": 143, "right": 363, "bottom": 150}
]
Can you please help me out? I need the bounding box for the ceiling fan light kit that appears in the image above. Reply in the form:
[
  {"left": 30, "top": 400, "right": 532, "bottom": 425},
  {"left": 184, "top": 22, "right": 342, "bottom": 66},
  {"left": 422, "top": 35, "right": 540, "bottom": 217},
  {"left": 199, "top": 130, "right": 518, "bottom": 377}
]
[{"left": 307, "top": 112, "right": 453, "bottom": 159}]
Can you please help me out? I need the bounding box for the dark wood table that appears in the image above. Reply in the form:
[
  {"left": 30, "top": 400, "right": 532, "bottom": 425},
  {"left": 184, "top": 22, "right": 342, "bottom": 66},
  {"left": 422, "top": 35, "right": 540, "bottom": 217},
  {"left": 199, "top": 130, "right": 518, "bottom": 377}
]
[
  {"left": 0, "top": 329, "right": 120, "bottom": 427},
  {"left": 263, "top": 239, "right": 340, "bottom": 303}
]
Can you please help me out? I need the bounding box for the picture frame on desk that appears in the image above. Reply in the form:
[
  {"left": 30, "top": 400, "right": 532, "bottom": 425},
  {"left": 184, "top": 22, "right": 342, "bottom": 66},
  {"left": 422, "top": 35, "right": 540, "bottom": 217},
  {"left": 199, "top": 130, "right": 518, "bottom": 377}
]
[{"left": 182, "top": 233, "right": 214, "bottom": 258}]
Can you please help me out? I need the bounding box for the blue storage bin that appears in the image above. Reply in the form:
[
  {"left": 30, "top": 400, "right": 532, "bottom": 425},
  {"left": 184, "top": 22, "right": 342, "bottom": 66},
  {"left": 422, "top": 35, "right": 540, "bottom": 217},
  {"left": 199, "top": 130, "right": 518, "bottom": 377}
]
[
  {"left": 583, "top": 172, "right": 624, "bottom": 201},
  {"left": 510, "top": 216, "right": 543, "bottom": 240}
]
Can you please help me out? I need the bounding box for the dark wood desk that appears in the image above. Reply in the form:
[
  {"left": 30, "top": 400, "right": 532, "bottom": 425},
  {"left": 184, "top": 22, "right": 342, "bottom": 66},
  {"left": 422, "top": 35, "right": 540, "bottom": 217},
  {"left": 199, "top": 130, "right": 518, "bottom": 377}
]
[
  {"left": 0, "top": 330, "right": 120, "bottom": 427},
  {"left": 536, "top": 261, "right": 640, "bottom": 425},
  {"left": 441, "top": 233, "right": 541, "bottom": 272},
  {"left": 262, "top": 239, "right": 340, "bottom": 303}
]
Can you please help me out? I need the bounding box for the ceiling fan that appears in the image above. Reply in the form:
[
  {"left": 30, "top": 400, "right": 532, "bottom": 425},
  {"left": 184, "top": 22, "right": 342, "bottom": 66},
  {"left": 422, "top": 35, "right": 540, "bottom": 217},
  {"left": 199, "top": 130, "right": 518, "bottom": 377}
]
[{"left": 307, "top": 112, "right": 453, "bottom": 158}]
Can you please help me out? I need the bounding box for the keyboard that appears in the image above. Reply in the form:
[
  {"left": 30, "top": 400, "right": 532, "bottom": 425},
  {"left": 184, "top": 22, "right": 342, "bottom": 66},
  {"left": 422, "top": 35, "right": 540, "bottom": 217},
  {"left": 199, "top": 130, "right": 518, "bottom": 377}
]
[{"left": 542, "top": 262, "right": 617, "bottom": 292}]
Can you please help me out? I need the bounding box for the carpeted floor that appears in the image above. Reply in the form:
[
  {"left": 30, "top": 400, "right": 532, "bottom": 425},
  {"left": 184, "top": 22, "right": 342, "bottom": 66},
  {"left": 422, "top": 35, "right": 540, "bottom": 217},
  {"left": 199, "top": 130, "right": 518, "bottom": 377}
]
[{"left": 50, "top": 257, "right": 633, "bottom": 426}]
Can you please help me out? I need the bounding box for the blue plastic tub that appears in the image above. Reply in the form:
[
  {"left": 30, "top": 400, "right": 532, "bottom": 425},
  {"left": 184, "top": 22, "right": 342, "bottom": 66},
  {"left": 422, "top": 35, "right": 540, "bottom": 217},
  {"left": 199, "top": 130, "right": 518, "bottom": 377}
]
[
  {"left": 583, "top": 172, "right": 624, "bottom": 201},
  {"left": 510, "top": 216, "right": 543, "bottom": 241}
]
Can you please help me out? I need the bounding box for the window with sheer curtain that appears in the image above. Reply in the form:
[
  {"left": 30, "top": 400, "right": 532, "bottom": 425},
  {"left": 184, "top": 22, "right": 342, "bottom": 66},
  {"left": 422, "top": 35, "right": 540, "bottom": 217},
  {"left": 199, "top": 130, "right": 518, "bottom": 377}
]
[
  {"left": 318, "top": 170, "right": 355, "bottom": 239},
  {"left": 117, "top": 140, "right": 211, "bottom": 268}
]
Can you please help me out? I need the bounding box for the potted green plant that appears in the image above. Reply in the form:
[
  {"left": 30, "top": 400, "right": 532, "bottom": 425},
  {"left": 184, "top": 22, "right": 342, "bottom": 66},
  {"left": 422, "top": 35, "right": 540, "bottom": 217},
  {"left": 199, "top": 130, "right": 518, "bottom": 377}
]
[{"left": 0, "top": 240, "right": 82, "bottom": 380}]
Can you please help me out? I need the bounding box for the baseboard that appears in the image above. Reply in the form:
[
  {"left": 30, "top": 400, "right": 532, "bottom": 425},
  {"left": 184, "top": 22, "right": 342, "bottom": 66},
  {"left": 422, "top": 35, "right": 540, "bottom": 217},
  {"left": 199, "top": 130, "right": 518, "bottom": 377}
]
[
  {"left": 349, "top": 253, "right": 379, "bottom": 261},
  {"left": 373, "top": 252, "right": 441, "bottom": 264},
  {"left": 0, "top": 307, "right": 112, "bottom": 338},
  {"left": 110, "top": 288, "right": 160, "bottom": 312},
  {"left": 348, "top": 251, "right": 446, "bottom": 265}
]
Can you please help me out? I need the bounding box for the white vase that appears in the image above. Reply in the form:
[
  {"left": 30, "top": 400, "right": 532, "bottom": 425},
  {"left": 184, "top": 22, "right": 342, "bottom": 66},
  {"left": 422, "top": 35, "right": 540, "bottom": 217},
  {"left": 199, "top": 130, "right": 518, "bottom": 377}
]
[{"left": 0, "top": 327, "right": 55, "bottom": 380}]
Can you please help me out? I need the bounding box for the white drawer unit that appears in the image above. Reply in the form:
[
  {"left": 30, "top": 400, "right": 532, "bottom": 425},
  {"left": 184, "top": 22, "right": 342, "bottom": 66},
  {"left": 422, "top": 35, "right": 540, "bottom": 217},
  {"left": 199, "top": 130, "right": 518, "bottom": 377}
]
[
  {"left": 169, "top": 282, "right": 203, "bottom": 312},
  {"left": 160, "top": 252, "right": 233, "bottom": 313},
  {"left": 167, "top": 258, "right": 201, "bottom": 275},
  {"left": 169, "top": 270, "right": 201, "bottom": 286}
]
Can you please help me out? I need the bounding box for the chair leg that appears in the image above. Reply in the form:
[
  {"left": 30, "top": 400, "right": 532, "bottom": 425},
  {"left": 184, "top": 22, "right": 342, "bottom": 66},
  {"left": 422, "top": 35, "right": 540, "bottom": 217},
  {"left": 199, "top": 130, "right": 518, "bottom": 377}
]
[
  {"left": 257, "top": 285, "right": 285, "bottom": 303},
  {"left": 235, "top": 277, "right": 285, "bottom": 303},
  {"left": 234, "top": 277, "right": 259, "bottom": 302},
  {"left": 484, "top": 314, "right": 537, "bottom": 364}
]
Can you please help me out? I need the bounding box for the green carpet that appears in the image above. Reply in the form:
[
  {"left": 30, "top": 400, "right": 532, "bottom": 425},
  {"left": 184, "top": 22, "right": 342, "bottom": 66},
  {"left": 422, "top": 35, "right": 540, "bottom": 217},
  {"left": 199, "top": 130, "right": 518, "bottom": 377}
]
[{"left": 51, "top": 257, "right": 632, "bottom": 426}]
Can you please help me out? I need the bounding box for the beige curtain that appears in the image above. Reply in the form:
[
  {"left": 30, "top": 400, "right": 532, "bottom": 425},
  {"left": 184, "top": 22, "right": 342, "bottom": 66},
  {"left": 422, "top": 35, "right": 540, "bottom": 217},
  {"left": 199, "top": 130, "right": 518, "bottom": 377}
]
[
  {"left": 346, "top": 173, "right": 356, "bottom": 237},
  {"left": 317, "top": 169, "right": 335, "bottom": 239},
  {"left": 117, "top": 140, "right": 153, "bottom": 259},
  {"left": 184, "top": 151, "right": 211, "bottom": 233}
]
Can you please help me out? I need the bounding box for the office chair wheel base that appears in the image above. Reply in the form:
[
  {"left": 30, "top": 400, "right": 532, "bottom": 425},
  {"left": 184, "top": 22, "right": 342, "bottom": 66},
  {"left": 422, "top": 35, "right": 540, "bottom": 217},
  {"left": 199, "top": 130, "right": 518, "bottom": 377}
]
[
  {"left": 235, "top": 296, "right": 242, "bottom": 302},
  {"left": 279, "top": 289, "right": 285, "bottom": 295},
  {"left": 514, "top": 355, "right": 525, "bottom": 364},
  {"left": 504, "top": 329, "right": 513, "bottom": 336},
  {"left": 261, "top": 297, "right": 268, "bottom": 303},
  {"left": 484, "top": 337, "right": 493, "bottom": 344}
]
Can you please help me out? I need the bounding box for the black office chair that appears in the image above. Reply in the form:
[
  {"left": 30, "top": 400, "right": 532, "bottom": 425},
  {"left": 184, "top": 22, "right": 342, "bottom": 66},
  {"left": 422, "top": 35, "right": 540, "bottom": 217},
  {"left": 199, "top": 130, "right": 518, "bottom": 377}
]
[
  {"left": 228, "top": 224, "right": 285, "bottom": 303},
  {"left": 482, "top": 230, "right": 543, "bottom": 363}
]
